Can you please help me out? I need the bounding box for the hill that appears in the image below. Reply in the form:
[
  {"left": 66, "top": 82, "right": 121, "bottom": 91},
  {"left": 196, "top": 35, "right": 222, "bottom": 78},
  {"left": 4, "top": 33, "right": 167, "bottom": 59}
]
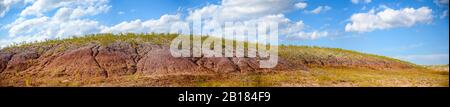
[{"left": 0, "top": 33, "right": 447, "bottom": 87}]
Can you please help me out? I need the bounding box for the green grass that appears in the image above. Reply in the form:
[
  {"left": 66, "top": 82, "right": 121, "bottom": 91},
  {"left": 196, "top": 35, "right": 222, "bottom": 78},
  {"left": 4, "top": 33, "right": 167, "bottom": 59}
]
[
  {"left": 278, "top": 45, "right": 419, "bottom": 68},
  {"left": 2, "top": 33, "right": 178, "bottom": 51}
]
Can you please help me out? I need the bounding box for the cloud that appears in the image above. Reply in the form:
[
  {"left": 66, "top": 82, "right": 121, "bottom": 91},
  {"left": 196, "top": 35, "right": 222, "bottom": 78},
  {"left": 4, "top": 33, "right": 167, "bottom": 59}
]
[
  {"left": 101, "top": 14, "right": 182, "bottom": 33},
  {"left": 52, "top": 6, "right": 109, "bottom": 21},
  {"left": 118, "top": 11, "right": 124, "bottom": 15},
  {"left": 351, "top": 0, "right": 372, "bottom": 4},
  {"left": 394, "top": 54, "right": 449, "bottom": 65},
  {"left": 287, "top": 31, "right": 330, "bottom": 40},
  {"left": 20, "top": 0, "right": 110, "bottom": 17},
  {"left": 1, "top": 0, "right": 331, "bottom": 47},
  {"left": 434, "top": 0, "right": 449, "bottom": 19},
  {"left": 295, "top": 2, "right": 307, "bottom": 9},
  {"left": 186, "top": 0, "right": 298, "bottom": 22},
  {"left": 102, "top": 20, "right": 145, "bottom": 33},
  {"left": 1, "top": 0, "right": 110, "bottom": 47},
  {"left": 1, "top": 18, "right": 103, "bottom": 47},
  {"left": 4, "top": 16, "right": 103, "bottom": 40},
  {"left": 5, "top": 17, "right": 50, "bottom": 37},
  {"left": 441, "top": 10, "right": 449, "bottom": 19},
  {"left": 0, "top": 0, "right": 22, "bottom": 17},
  {"left": 306, "top": 6, "right": 331, "bottom": 14},
  {"left": 434, "top": 0, "right": 449, "bottom": 6},
  {"left": 345, "top": 7, "right": 433, "bottom": 33},
  {"left": 183, "top": 0, "right": 329, "bottom": 40}
]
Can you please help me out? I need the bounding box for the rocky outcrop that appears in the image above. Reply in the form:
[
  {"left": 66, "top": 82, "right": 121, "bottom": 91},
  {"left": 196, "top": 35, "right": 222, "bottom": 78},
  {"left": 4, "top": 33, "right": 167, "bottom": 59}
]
[
  {"left": 0, "top": 42, "right": 298, "bottom": 79},
  {"left": 0, "top": 53, "right": 13, "bottom": 73},
  {"left": 0, "top": 40, "right": 416, "bottom": 80},
  {"left": 136, "top": 47, "right": 205, "bottom": 74}
]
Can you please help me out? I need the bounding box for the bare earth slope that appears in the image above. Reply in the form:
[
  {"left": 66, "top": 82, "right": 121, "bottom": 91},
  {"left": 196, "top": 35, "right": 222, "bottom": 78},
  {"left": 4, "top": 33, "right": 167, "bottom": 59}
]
[{"left": 0, "top": 34, "right": 445, "bottom": 87}]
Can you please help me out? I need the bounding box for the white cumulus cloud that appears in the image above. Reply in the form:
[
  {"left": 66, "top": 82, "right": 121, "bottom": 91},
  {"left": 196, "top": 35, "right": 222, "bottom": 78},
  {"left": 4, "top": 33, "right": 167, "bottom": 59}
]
[
  {"left": 1, "top": 0, "right": 110, "bottom": 47},
  {"left": 345, "top": 7, "right": 433, "bottom": 33},
  {"left": 351, "top": 0, "right": 372, "bottom": 4},
  {"left": 306, "top": 6, "right": 331, "bottom": 14},
  {"left": 20, "top": 0, "right": 110, "bottom": 17},
  {"left": 295, "top": 2, "right": 307, "bottom": 9},
  {"left": 101, "top": 14, "right": 182, "bottom": 34},
  {"left": 287, "top": 31, "right": 330, "bottom": 40},
  {"left": 186, "top": 0, "right": 298, "bottom": 22},
  {"left": 0, "top": 0, "right": 22, "bottom": 17}
]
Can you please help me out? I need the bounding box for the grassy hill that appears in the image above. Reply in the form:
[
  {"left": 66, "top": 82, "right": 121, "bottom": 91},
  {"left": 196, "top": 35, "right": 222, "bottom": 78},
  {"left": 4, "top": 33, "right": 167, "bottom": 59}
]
[{"left": 0, "top": 33, "right": 447, "bottom": 87}]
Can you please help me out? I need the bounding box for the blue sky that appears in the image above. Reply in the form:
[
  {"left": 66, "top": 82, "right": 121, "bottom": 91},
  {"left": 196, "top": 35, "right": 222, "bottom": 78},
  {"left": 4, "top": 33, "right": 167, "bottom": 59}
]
[{"left": 0, "top": 0, "right": 448, "bottom": 65}]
